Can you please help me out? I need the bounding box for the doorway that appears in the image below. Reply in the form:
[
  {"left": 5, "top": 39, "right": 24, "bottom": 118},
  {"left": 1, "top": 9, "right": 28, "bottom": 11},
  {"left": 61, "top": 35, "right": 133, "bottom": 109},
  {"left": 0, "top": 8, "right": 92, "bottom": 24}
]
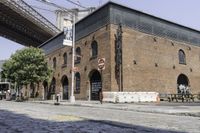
[
  {"left": 61, "top": 75, "right": 69, "bottom": 100},
  {"left": 42, "top": 81, "right": 48, "bottom": 100},
  {"left": 177, "top": 74, "right": 189, "bottom": 93},
  {"left": 89, "top": 70, "right": 102, "bottom": 100}
]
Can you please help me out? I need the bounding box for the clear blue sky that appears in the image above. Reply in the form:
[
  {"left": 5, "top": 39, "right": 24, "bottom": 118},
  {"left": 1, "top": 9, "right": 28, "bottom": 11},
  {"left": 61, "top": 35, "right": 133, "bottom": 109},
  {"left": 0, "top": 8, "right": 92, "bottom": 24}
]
[{"left": 1, "top": 0, "right": 200, "bottom": 60}]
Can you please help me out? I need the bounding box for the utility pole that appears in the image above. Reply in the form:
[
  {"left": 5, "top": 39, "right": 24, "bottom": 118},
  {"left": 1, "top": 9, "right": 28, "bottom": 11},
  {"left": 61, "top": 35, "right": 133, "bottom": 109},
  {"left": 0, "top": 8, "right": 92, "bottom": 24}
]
[{"left": 70, "top": 14, "right": 76, "bottom": 103}]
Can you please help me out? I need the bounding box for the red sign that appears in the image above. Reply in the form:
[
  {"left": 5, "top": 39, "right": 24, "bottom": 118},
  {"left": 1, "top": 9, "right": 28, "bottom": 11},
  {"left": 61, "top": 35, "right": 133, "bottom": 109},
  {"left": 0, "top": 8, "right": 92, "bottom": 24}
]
[{"left": 98, "top": 58, "right": 105, "bottom": 70}]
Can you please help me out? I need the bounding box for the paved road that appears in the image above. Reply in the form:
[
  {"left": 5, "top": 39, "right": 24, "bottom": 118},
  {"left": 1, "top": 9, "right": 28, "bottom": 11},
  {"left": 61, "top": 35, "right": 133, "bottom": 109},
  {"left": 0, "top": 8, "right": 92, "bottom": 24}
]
[{"left": 0, "top": 101, "right": 200, "bottom": 133}]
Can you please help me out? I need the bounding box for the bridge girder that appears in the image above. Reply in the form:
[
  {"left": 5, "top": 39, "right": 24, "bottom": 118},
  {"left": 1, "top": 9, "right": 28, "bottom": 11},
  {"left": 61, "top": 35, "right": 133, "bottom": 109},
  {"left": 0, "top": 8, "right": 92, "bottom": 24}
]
[{"left": 0, "top": 0, "right": 60, "bottom": 47}]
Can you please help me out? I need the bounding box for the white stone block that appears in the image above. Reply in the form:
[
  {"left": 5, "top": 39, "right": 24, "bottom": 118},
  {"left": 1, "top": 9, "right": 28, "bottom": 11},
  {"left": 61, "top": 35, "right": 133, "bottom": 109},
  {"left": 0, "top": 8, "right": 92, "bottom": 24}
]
[{"left": 102, "top": 91, "right": 159, "bottom": 103}]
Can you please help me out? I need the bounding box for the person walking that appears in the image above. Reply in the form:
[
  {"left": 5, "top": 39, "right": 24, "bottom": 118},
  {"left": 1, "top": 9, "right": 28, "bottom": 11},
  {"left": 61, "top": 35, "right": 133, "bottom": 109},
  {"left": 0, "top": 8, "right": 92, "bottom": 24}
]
[{"left": 98, "top": 88, "right": 103, "bottom": 104}]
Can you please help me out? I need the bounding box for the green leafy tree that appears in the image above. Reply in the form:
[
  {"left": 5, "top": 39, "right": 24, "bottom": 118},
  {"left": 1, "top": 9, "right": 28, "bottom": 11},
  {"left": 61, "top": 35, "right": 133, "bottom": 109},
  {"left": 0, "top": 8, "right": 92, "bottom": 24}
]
[{"left": 1, "top": 47, "right": 52, "bottom": 97}]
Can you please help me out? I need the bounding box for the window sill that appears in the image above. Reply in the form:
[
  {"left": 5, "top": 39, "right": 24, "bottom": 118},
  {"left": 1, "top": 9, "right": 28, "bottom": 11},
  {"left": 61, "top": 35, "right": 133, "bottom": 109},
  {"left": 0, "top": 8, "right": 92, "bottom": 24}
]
[
  {"left": 74, "top": 91, "right": 80, "bottom": 94},
  {"left": 75, "top": 60, "right": 81, "bottom": 64},
  {"left": 62, "top": 64, "right": 67, "bottom": 68},
  {"left": 179, "top": 62, "right": 186, "bottom": 65},
  {"left": 90, "top": 56, "right": 97, "bottom": 60}
]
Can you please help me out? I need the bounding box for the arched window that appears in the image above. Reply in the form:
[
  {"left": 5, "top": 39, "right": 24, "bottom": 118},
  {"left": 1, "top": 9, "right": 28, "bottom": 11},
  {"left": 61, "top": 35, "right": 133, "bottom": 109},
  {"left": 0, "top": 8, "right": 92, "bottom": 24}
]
[
  {"left": 53, "top": 57, "right": 57, "bottom": 69},
  {"left": 75, "top": 47, "right": 81, "bottom": 63},
  {"left": 50, "top": 77, "right": 56, "bottom": 94},
  {"left": 179, "top": 49, "right": 186, "bottom": 64},
  {"left": 75, "top": 72, "right": 80, "bottom": 93},
  {"left": 63, "top": 53, "right": 67, "bottom": 65},
  {"left": 91, "top": 41, "right": 98, "bottom": 58}
]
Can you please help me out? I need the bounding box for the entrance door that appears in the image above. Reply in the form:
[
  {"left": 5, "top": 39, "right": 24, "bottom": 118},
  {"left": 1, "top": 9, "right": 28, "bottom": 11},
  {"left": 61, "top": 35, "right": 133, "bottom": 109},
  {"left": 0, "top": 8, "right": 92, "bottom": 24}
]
[
  {"left": 48, "top": 77, "right": 56, "bottom": 100},
  {"left": 177, "top": 74, "right": 189, "bottom": 93},
  {"left": 62, "top": 76, "right": 69, "bottom": 100},
  {"left": 43, "top": 81, "right": 48, "bottom": 100},
  {"left": 90, "top": 70, "right": 102, "bottom": 100}
]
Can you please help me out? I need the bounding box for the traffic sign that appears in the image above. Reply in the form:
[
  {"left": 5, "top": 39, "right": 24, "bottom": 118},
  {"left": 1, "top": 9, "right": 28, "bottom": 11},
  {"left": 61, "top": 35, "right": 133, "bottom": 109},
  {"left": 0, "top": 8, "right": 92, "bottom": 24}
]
[{"left": 98, "top": 58, "right": 105, "bottom": 70}]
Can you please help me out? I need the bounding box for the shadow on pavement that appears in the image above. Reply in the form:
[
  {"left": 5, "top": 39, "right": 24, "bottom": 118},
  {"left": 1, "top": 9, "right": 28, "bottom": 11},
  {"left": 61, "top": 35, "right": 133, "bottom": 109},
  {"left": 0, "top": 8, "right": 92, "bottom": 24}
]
[{"left": 0, "top": 109, "right": 186, "bottom": 133}]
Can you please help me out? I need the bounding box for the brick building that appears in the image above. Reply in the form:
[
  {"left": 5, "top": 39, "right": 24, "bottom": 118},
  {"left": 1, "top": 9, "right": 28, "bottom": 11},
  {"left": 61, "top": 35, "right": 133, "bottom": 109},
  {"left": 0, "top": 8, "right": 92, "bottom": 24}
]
[{"left": 38, "top": 2, "right": 200, "bottom": 100}]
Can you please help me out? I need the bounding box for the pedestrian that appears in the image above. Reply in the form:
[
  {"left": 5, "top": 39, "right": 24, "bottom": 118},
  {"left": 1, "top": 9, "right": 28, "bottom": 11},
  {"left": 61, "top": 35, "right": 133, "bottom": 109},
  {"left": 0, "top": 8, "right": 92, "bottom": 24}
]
[
  {"left": 98, "top": 88, "right": 103, "bottom": 104},
  {"left": 56, "top": 93, "right": 60, "bottom": 103},
  {"left": 0, "top": 91, "right": 2, "bottom": 100}
]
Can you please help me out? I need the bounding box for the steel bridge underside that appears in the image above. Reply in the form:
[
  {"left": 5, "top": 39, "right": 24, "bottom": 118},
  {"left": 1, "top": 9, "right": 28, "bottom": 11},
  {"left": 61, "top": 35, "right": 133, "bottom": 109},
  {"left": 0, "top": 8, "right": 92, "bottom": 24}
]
[{"left": 0, "top": 0, "right": 60, "bottom": 47}]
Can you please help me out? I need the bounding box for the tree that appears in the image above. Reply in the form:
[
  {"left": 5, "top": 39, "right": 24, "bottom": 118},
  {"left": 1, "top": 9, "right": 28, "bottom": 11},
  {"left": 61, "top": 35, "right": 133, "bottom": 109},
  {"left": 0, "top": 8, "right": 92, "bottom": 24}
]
[{"left": 1, "top": 47, "right": 52, "bottom": 97}]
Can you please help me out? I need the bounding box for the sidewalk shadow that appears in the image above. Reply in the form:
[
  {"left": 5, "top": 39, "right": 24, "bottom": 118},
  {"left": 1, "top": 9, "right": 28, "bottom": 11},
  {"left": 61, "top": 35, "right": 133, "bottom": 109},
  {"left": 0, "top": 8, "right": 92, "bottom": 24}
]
[{"left": 0, "top": 109, "right": 186, "bottom": 133}]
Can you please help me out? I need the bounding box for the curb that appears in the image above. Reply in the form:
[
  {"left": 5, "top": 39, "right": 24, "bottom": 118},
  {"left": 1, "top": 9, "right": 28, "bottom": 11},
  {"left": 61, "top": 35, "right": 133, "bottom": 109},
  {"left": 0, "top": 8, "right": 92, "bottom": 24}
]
[{"left": 29, "top": 101, "right": 200, "bottom": 117}]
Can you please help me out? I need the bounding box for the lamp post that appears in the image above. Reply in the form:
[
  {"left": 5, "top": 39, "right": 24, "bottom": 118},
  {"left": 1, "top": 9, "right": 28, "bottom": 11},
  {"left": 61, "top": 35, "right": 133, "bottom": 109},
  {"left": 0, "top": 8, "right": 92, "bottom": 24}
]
[
  {"left": 62, "top": 14, "right": 76, "bottom": 103},
  {"left": 70, "top": 14, "right": 76, "bottom": 103},
  {"left": 40, "top": 0, "right": 76, "bottom": 103}
]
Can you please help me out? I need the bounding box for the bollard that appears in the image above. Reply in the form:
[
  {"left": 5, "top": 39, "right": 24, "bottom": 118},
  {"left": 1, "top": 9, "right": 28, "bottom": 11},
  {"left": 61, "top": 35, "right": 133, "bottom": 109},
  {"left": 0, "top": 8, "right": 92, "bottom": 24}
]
[{"left": 54, "top": 94, "right": 60, "bottom": 105}]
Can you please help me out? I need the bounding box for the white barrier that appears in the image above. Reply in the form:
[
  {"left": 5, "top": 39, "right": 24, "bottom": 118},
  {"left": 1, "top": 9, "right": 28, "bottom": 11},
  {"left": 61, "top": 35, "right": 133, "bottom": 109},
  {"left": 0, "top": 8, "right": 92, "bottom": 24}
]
[
  {"left": 103, "top": 92, "right": 118, "bottom": 103},
  {"left": 103, "top": 92, "right": 159, "bottom": 103}
]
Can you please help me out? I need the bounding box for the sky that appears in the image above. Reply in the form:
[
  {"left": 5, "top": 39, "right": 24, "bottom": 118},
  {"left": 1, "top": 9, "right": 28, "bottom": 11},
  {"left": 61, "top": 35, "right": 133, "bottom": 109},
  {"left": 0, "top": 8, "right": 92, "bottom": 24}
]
[{"left": 1, "top": 0, "right": 200, "bottom": 60}]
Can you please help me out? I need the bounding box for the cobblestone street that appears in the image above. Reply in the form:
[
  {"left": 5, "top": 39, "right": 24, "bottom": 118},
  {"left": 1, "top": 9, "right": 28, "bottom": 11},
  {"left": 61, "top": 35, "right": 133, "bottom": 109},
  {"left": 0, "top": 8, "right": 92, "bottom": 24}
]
[
  {"left": 0, "top": 110, "right": 137, "bottom": 133},
  {"left": 0, "top": 101, "right": 200, "bottom": 133}
]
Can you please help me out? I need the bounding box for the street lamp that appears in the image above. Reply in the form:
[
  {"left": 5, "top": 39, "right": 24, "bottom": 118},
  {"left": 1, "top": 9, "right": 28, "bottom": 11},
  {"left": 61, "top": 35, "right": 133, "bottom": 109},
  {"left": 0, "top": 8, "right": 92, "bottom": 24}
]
[
  {"left": 39, "top": 0, "right": 76, "bottom": 103},
  {"left": 63, "top": 14, "right": 76, "bottom": 103}
]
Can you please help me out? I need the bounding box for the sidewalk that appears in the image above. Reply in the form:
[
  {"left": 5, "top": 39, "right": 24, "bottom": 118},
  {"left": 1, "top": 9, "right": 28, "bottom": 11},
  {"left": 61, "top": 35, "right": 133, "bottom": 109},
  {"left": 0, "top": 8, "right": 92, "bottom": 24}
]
[{"left": 29, "top": 100, "right": 200, "bottom": 117}]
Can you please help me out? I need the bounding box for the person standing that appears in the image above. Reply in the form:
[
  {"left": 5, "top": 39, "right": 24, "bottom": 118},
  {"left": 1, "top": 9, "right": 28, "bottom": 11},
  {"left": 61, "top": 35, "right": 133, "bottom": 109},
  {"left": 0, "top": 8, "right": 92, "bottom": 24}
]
[{"left": 99, "top": 88, "right": 103, "bottom": 104}]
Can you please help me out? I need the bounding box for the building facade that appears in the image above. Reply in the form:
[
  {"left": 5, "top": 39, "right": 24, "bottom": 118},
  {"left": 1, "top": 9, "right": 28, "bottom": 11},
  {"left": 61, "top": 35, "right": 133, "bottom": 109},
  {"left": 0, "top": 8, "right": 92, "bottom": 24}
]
[{"left": 38, "top": 2, "right": 200, "bottom": 100}]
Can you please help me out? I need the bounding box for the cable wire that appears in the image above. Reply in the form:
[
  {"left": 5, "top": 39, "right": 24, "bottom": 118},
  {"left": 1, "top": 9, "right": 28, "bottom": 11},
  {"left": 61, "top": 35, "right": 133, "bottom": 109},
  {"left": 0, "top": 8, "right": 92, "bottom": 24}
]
[
  {"left": 35, "top": 0, "right": 73, "bottom": 14},
  {"left": 64, "top": 0, "right": 87, "bottom": 9},
  {"left": 31, "top": 5, "right": 55, "bottom": 12}
]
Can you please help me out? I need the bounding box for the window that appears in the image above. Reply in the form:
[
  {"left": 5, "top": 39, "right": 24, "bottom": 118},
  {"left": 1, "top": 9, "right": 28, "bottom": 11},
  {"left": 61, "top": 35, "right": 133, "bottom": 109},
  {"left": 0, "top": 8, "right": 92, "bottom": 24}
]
[
  {"left": 63, "top": 53, "right": 67, "bottom": 65},
  {"left": 53, "top": 57, "right": 57, "bottom": 69},
  {"left": 50, "top": 78, "right": 56, "bottom": 94},
  {"left": 179, "top": 49, "right": 186, "bottom": 64},
  {"left": 75, "top": 47, "right": 81, "bottom": 64},
  {"left": 75, "top": 72, "right": 80, "bottom": 93},
  {"left": 91, "top": 41, "right": 98, "bottom": 58}
]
